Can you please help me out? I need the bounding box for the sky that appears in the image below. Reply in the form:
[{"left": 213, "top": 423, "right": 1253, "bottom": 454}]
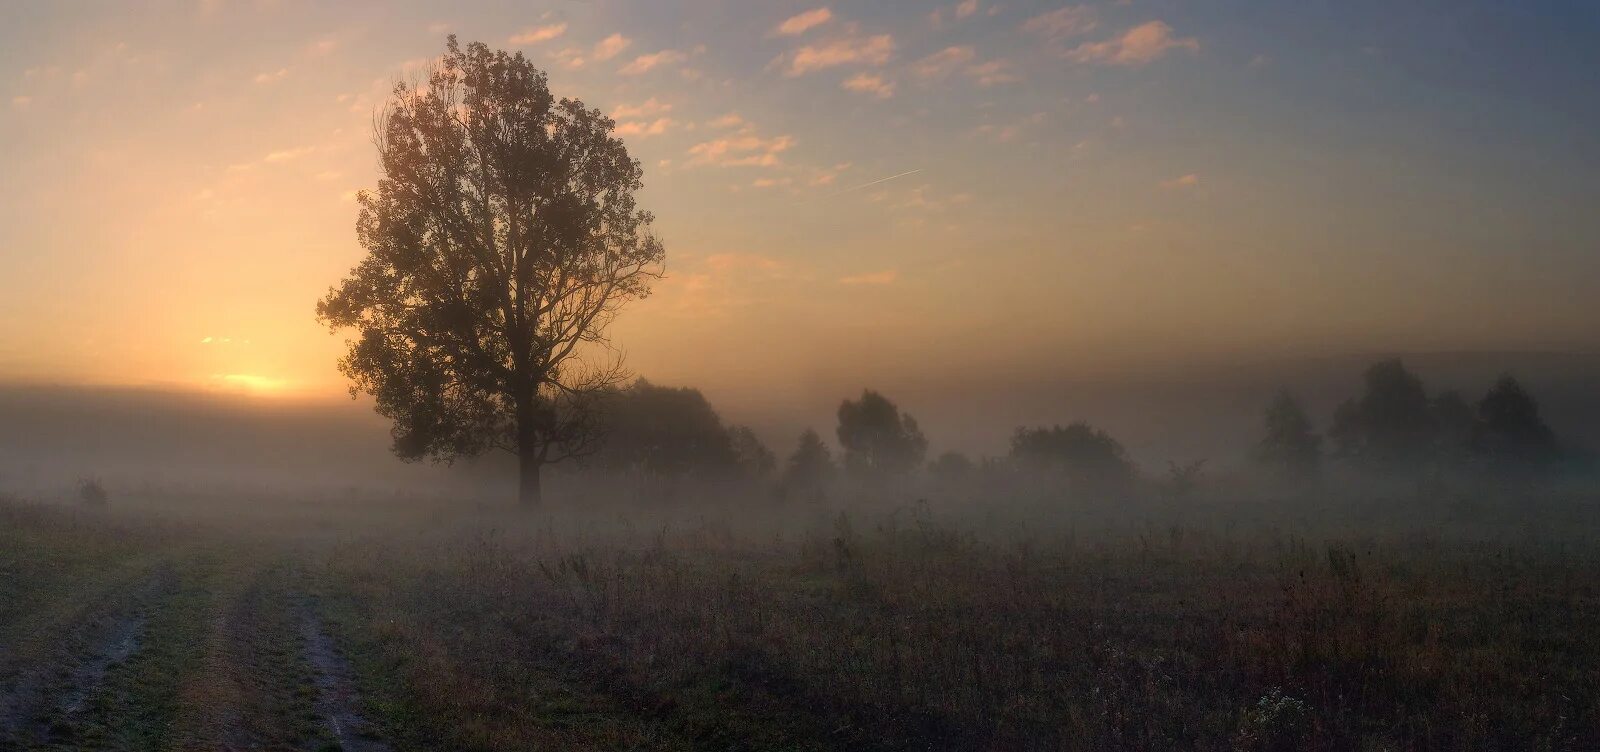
[{"left": 2, "top": 0, "right": 1598, "bottom": 428}]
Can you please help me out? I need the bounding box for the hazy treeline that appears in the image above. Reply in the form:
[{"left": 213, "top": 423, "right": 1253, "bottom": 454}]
[{"left": 561, "top": 357, "right": 1588, "bottom": 507}]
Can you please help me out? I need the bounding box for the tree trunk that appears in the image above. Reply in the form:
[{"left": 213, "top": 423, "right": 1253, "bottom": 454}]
[
  {"left": 518, "top": 449, "right": 542, "bottom": 508},
  {"left": 515, "top": 386, "right": 543, "bottom": 508}
]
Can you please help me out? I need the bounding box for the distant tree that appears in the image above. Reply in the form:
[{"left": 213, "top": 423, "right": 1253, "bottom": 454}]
[
  {"left": 928, "top": 451, "right": 975, "bottom": 484},
  {"left": 1474, "top": 375, "right": 1561, "bottom": 472},
  {"left": 1010, "top": 422, "right": 1135, "bottom": 493},
  {"left": 316, "top": 38, "right": 665, "bottom": 507},
  {"left": 1254, "top": 390, "right": 1322, "bottom": 480},
  {"left": 593, "top": 380, "right": 738, "bottom": 481},
  {"left": 728, "top": 425, "right": 777, "bottom": 480},
  {"left": 782, "top": 428, "right": 835, "bottom": 497},
  {"left": 1328, "top": 359, "right": 1437, "bottom": 471},
  {"left": 836, "top": 390, "right": 928, "bottom": 479},
  {"left": 78, "top": 476, "right": 108, "bottom": 507}
]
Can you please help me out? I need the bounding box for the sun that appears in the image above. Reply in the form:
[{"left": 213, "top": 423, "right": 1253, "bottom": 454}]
[{"left": 208, "top": 373, "right": 290, "bottom": 396}]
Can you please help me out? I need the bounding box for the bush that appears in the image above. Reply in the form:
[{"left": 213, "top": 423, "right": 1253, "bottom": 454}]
[{"left": 78, "top": 476, "right": 108, "bottom": 506}]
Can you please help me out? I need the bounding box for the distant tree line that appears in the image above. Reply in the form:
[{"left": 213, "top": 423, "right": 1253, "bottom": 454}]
[
  {"left": 575, "top": 358, "right": 1575, "bottom": 503},
  {"left": 1256, "top": 358, "right": 1568, "bottom": 483}
]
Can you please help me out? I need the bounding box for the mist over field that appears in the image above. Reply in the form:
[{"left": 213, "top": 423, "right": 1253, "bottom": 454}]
[{"left": 6, "top": 350, "right": 1600, "bottom": 500}]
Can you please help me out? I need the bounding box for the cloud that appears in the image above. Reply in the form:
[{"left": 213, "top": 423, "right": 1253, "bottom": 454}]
[
  {"left": 612, "top": 97, "right": 671, "bottom": 119},
  {"left": 708, "top": 113, "right": 746, "bottom": 129},
  {"left": 314, "top": 170, "right": 342, "bottom": 181},
  {"left": 910, "top": 46, "right": 976, "bottom": 79},
  {"left": 839, "top": 269, "right": 898, "bottom": 286},
  {"left": 751, "top": 177, "right": 794, "bottom": 188},
  {"left": 966, "top": 59, "right": 1018, "bottom": 86},
  {"left": 10, "top": 95, "right": 31, "bottom": 110},
  {"left": 229, "top": 145, "right": 316, "bottom": 171},
  {"left": 974, "top": 112, "right": 1046, "bottom": 143},
  {"left": 1022, "top": 6, "right": 1097, "bottom": 40},
  {"left": 547, "top": 47, "right": 586, "bottom": 69},
  {"left": 305, "top": 35, "right": 339, "bottom": 57},
  {"left": 1067, "top": 21, "right": 1198, "bottom": 65},
  {"left": 615, "top": 118, "right": 675, "bottom": 137},
  {"left": 263, "top": 146, "right": 314, "bottom": 162},
  {"left": 620, "top": 49, "right": 687, "bottom": 75},
  {"left": 842, "top": 72, "right": 895, "bottom": 99},
  {"left": 783, "top": 33, "right": 894, "bottom": 76},
  {"left": 593, "top": 33, "right": 632, "bottom": 61},
  {"left": 509, "top": 22, "right": 567, "bottom": 45},
  {"left": 774, "top": 7, "right": 833, "bottom": 37},
  {"left": 808, "top": 162, "right": 853, "bottom": 187},
  {"left": 1159, "top": 173, "right": 1199, "bottom": 189},
  {"left": 956, "top": 0, "right": 980, "bottom": 18},
  {"left": 687, "top": 125, "right": 796, "bottom": 168},
  {"left": 253, "top": 67, "right": 288, "bottom": 84},
  {"left": 649, "top": 252, "right": 798, "bottom": 317}
]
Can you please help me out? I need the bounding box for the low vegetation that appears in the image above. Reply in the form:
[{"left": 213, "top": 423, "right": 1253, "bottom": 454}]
[{"left": 3, "top": 486, "right": 1599, "bottom": 750}]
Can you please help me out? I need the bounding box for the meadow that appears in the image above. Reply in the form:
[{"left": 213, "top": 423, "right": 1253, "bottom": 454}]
[{"left": 2, "top": 482, "right": 1599, "bottom": 751}]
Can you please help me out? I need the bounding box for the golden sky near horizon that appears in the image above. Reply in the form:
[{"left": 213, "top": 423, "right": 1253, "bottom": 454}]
[{"left": 1, "top": 0, "right": 1597, "bottom": 413}]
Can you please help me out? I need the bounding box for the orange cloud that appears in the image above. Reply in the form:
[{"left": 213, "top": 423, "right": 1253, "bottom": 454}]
[
  {"left": 1067, "top": 21, "right": 1198, "bottom": 65},
  {"left": 508, "top": 23, "right": 566, "bottom": 45},
  {"left": 1160, "top": 173, "right": 1200, "bottom": 189},
  {"left": 615, "top": 118, "right": 674, "bottom": 137},
  {"left": 774, "top": 7, "right": 833, "bottom": 37},
  {"left": 593, "top": 33, "right": 632, "bottom": 61},
  {"left": 784, "top": 34, "right": 894, "bottom": 76},
  {"left": 910, "top": 46, "right": 976, "bottom": 79},
  {"left": 842, "top": 72, "right": 895, "bottom": 99},
  {"left": 612, "top": 97, "right": 671, "bottom": 119},
  {"left": 620, "top": 49, "right": 687, "bottom": 75},
  {"left": 1022, "top": 6, "right": 1098, "bottom": 40}
]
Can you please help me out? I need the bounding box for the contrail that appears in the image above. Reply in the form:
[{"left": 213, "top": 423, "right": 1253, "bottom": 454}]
[{"left": 826, "top": 169, "right": 922, "bottom": 198}]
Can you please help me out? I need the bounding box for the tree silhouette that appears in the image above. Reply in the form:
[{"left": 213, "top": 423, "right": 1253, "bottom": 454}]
[
  {"left": 728, "top": 425, "right": 777, "bottom": 480},
  {"left": 1010, "top": 423, "right": 1135, "bottom": 494},
  {"left": 836, "top": 390, "right": 928, "bottom": 479},
  {"left": 593, "top": 380, "right": 738, "bottom": 482},
  {"left": 1474, "top": 375, "right": 1560, "bottom": 473},
  {"left": 1254, "top": 390, "right": 1321, "bottom": 480},
  {"left": 317, "top": 38, "right": 664, "bottom": 506},
  {"left": 1328, "top": 359, "right": 1436, "bottom": 472},
  {"left": 782, "top": 428, "right": 835, "bottom": 498}
]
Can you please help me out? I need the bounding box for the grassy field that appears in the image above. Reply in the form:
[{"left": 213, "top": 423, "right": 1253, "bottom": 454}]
[{"left": 2, "top": 490, "right": 1599, "bottom": 750}]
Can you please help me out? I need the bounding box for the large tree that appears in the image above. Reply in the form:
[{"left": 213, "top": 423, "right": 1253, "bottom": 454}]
[{"left": 317, "top": 38, "right": 665, "bottom": 506}]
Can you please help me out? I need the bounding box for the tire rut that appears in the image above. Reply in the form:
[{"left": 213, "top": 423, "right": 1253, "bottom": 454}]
[
  {"left": 298, "top": 594, "right": 391, "bottom": 752},
  {"left": 0, "top": 565, "right": 176, "bottom": 749}
]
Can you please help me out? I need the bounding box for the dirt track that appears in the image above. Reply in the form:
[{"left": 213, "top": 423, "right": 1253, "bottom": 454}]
[{"left": 0, "top": 553, "right": 391, "bottom": 752}]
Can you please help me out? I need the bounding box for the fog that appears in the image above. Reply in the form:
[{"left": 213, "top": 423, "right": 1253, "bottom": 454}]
[{"left": 4, "top": 349, "right": 1597, "bottom": 511}]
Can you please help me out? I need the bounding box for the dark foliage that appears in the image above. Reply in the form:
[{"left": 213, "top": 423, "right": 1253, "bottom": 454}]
[
  {"left": 1009, "top": 422, "right": 1135, "bottom": 493},
  {"left": 836, "top": 391, "right": 927, "bottom": 479},
  {"left": 316, "top": 37, "right": 665, "bottom": 505}
]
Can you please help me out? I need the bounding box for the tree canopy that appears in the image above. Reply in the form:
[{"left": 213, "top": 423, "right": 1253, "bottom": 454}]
[
  {"left": 316, "top": 38, "right": 664, "bottom": 505},
  {"left": 1329, "top": 359, "right": 1436, "bottom": 472},
  {"left": 1010, "top": 422, "right": 1135, "bottom": 494},
  {"left": 836, "top": 390, "right": 927, "bottom": 479}
]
